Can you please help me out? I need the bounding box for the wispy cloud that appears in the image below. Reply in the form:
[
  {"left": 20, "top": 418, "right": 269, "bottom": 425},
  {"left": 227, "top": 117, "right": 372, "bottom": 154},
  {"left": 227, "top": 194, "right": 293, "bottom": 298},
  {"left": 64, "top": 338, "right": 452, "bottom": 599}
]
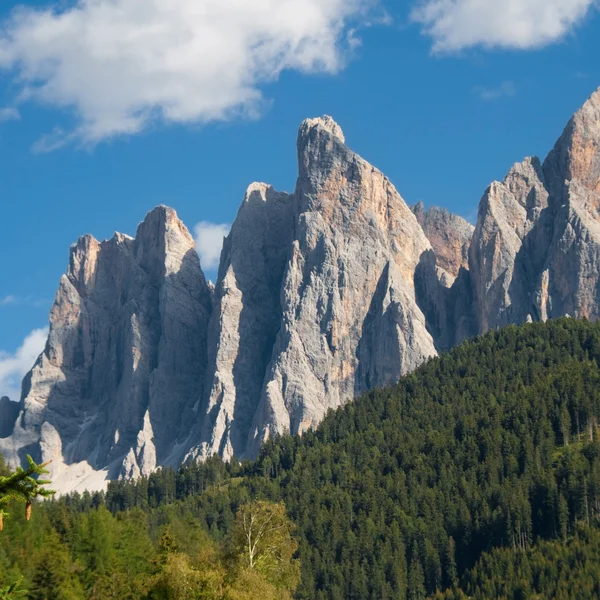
[
  {"left": 194, "top": 222, "right": 230, "bottom": 272},
  {"left": 474, "top": 81, "right": 516, "bottom": 101},
  {"left": 0, "top": 295, "right": 49, "bottom": 308},
  {"left": 0, "top": 0, "right": 377, "bottom": 149},
  {"left": 0, "top": 327, "right": 48, "bottom": 400},
  {"left": 0, "top": 107, "right": 20, "bottom": 122},
  {"left": 31, "top": 127, "right": 74, "bottom": 155},
  {"left": 412, "top": 0, "right": 597, "bottom": 53}
]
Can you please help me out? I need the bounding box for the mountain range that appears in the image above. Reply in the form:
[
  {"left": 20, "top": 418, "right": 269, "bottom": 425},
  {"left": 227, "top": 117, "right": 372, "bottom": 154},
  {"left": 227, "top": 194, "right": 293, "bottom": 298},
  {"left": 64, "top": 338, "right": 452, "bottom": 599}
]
[{"left": 1, "top": 87, "right": 599, "bottom": 494}]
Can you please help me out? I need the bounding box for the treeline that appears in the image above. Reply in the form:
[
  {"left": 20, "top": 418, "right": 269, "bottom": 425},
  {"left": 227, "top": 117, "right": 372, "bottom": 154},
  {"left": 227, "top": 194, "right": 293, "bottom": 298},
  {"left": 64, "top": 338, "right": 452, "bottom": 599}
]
[
  {"left": 0, "top": 454, "right": 299, "bottom": 600},
  {"left": 2, "top": 318, "right": 600, "bottom": 598}
]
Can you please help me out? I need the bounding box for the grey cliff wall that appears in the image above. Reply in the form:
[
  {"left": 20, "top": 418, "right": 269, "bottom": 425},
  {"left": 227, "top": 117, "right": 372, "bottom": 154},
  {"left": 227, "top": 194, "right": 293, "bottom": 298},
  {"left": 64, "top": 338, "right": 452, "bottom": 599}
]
[
  {"left": 2, "top": 87, "right": 600, "bottom": 493},
  {"left": 0, "top": 207, "right": 212, "bottom": 493}
]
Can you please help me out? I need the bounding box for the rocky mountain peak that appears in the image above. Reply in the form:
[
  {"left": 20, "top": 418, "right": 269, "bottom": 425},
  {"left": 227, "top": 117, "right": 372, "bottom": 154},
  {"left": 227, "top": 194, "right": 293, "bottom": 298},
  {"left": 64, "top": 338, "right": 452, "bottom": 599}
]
[
  {"left": 244, "top": 181, "right": 273, "bottom": 200},
  {"left": 137, "top": 204, "right": 188, "bottom": 238},
  {"left": 299, "top": 115, "right": 345, "bottom": 144},
  {"left": 469, "top": 87, "right": 600, "bottom": 333},
  {"left": 296, "top": 115, "right": 350, "bottom": 190},
  {"left": 68, "top": 234, "right": 102, "bottom": 293},
  {"left": 190, "top": 180, "right": 295, "bottom": 462},
  {"left": 503, "top": 157, "right": 548, "bottom": 214},
  {"left": 5, "top": 87, "right": 600, "bottom": 494},
  {"left": 544, "top": 87, "right": 600, "bottom": 198},
  {"left": 240, "top": 183, "right": 292, "bottom": 218},
  {"left": 563, "top": 87, "right": 600, "bottom": 191},
  {"left": 243, "top": 114, "right": 436, "bottom": 457},
  {"left": 0, "top": 205, "right": 213, "bottom": 493}
]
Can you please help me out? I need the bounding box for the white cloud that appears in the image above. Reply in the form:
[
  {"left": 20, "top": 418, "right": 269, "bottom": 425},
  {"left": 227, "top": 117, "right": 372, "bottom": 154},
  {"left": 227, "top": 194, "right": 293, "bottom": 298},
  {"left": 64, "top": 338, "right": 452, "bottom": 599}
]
[
  {"left": 411, "top": 0, "right": 597, "bottom": 53},
  {"left": 474, "top": 80, "right": 516, "bottom": 101},
  {"left": 0, "top": 0, "right": 375, "bottom": 148},
  {"left": 0, "top": 295, "right": 50, "bottom": 308},
  {"left": 0, "top": 107, "right": 20, "bottom": 122},
  {"left": 0, "top": 327, "right": 48, "bottom": 400},
  {"left": 194, "top": 221, "right": 230, "bottom": 271}
]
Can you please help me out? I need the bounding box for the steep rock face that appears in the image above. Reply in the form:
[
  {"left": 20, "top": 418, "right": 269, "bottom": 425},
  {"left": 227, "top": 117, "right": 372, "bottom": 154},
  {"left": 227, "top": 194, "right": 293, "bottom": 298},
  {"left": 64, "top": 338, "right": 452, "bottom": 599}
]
[
  {"left": 541, "top": 182, "right": 600, "bottom": 320},
  {"left": 245, "top": 117, "right": 437, "bottom": 455},
  {"left": 469, "top": 87, "right": 600, "bottom": 331},
  {"left": 469, "top": 157, "right": 550, "bottom": 331},
  {"left": 540, "top": 89, "right": 600, "bottom": 321},
  {"left": 412, "top": 202, "right": 473, "bottom": 278},
  {"left": 4, "top": 87, "right": 600, "bottom": 492},
  {"left": 2, "top": 115, "right": 443, "bottom": 485},
  {"left": 412, "top": 202, "right": 476, "bottom": 350},
  {"left": 193, "top": 183, "right": 295, "bottom": 460},
  {"left": 0, "top": 207, "right": 212, "bottom": 493},
  {"left": 544, "top": 87, "right": 600, "bottom": 196},
  {"left": 0, "top": 397, "right": 19, "bottom": 438}
]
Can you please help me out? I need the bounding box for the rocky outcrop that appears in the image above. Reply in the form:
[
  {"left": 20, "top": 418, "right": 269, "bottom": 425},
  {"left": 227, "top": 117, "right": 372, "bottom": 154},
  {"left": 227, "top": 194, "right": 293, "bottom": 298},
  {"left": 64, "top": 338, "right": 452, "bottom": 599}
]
[
  {"left": 0, "top": 397, "right": 19, "bottom": 438},
  {"left": 469, "top": 87, "right": 600, "bottom": 330},
  {"left": 191, "top": 183, "right": 295, "bottom": 460},
  {"left": 539, "top": 89, "right": 600, "bottom": 321},
  {"left": 412, "top": 202, "right": 476, "bottom": 350},
  {"left": 3, "top": 87, "right": 600, "bottom": 493},
  {"left": 469, "top": 157, "right": 550, "bottom": 331},
  {"left": 188, "top": 116, "right": 438, "bottom": 461},
  {"left": 0, "top": 207, "right": 212, "bottom": 493},
  {"left": 412, "top": 202, "right": 473, "bottom": 279},
  {"left": 245, "top": 116, "right": 437, "bottom": 456}
]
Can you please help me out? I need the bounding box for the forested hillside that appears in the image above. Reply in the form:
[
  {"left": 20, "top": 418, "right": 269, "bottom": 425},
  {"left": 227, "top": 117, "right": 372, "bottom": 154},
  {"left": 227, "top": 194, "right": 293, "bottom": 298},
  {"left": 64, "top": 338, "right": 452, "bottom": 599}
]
[
  {"left": 2, "top": 318, "right": 600, "bottom": 599},
  {"left": 439, "top": 527, "right": 600, "bottom": 599}
]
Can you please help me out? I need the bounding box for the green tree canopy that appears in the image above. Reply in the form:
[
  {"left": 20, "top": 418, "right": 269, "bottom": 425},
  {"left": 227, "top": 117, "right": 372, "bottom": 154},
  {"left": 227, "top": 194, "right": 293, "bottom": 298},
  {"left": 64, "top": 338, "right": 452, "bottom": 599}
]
[{"left": 231, "top": 500, "right": 300, "bottom": 592}]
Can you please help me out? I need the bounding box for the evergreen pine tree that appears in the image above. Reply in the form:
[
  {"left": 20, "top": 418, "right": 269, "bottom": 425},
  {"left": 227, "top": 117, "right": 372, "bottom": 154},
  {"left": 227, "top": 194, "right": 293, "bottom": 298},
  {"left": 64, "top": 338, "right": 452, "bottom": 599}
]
[{"left": 0, "top": 455, "right": 54, "bottom": 531}]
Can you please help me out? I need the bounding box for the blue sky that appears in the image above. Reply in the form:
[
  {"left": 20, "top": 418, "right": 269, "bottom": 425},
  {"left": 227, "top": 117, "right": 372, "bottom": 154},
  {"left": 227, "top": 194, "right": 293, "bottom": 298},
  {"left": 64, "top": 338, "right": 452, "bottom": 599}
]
[{"left": 0, "top": 0, "right": 599, "bottom": 399}]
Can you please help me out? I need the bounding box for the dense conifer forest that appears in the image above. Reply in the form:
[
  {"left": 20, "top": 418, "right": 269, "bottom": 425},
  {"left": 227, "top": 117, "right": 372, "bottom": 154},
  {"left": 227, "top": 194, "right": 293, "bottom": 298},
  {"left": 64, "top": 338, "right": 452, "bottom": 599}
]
[{"left": 2, "top": 318, "right": 600, "bottom": 598}]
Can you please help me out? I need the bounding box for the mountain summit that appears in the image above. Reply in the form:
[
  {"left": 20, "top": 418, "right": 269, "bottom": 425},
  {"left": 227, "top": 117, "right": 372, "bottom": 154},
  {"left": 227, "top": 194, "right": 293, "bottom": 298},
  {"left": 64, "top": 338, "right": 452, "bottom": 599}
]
[{"left": 2, "top": 88, "right": 600, "bottom": 493}]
